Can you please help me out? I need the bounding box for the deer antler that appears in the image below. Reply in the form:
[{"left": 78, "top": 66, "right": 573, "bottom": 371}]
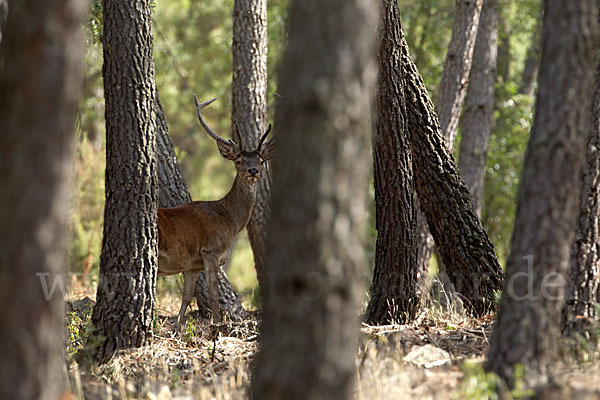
[
  {"left": 257, "top": 124, "right": 273, "bottom": 152},
  {"left": 193, "top": 94, "right": 239, "bottom": 150},
  {"left": 233, "top": 125, "right": 244, "bottom": 152}
]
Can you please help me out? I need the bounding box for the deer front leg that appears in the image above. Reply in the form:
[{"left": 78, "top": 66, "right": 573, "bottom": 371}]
[
  {"left": 201, "top": 250, "right": 222, "bottom": 323},
  {"left": 176, "top": 269, "right": 202, "bottom": 332}
]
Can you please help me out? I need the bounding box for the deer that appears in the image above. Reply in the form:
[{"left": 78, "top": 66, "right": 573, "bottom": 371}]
[{"left": 157, "top": 95, "right": 274, "bottom": 330}]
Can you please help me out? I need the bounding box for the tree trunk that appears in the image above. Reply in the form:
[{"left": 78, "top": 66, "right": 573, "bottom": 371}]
[
  {"left": 485, "top": 0, "right": 598, "bottom": 387},
  {"left": 415, "top": 0, "right": 483, "bottom": 286},
  {"left": 156, "top": 96, "right": 192, "bottom": 208},
  {"left": 232, "top": 0, "right": 270, "bottom": 277},
  {"left": 458, "top": 0, "right": 498, "bottom": 218},
  {"left": 155, "top": 95, "right": 247, "bottom": 321},
  {"left": 436, "top": 0, "right": 483, "bottom": 149},
  {"left": 250, "top": 0, "right": 377, "bottom": 398},
  {"left": 496, "top": 14, "right": 510, "bottom": 84},
  {"left": 400, "top": 24, "right": 504, "bottom": 316},
  {"left": 0, "top": 0, "right": 6, "bottom": 48},
  {"left": 365, "top": 0, "right": 419, "bottom": 325},
  {"left": 518, "top": 17, "right": 541, "bottom": 97},
  {"left": 563, "top": 52, "right": 600, "bottom": 335},
  {"left": 90, "top": 0, "right": 158, "bottom": 362},
  {"left": 0, "top": 0, "right": 86, "bottom": 397}
]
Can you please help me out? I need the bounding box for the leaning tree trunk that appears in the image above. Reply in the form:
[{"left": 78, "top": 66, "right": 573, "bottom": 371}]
[
  {"left": 90, "top": 0, "right": 158, "bottom": 362},
  {"left": 155, "top": 95, "right": 246, "bottom": 321},
  {"left": 485, "top": 0, "right": 598, "bottom": 387},
  {"left": 415, "top": 0, "right": 483, "bottom": 287},
  {"left": 562, "top": 45, "right": 600, "bottom": 336},
  {"left": 156, "top": 97, "right": 192, "bottom": 208},
  {"left": 251, "top": 0, "right": 378, "bottom": 398},
  {"left": 399, "top": 22, "right": 504, "bottom": 316},
  {"left": 0, "top": 0, "right": 85, "bottom": 397},
  {"left": 232, "top": 0, "right": 270, "bottom": 277},
  {"left": 458, "top": 0, "right": 498, "bottom": 218},
  {"left": 365, "top": 0, "right": 419, "bottom": 325}
]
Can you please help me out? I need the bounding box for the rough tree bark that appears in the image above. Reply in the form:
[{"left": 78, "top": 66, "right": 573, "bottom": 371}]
[
  {"left": 251, "top": 0, "right": 378, "bottom": 398},
  {"left": 458, "top": 0, "right": 498, "bottom": 218},
  {"left": 155, "top": 95, "right": 246, "bottom": 321},
  {"left": 232, "top": 0, "right": 270, "bottom": 277},
  {"left": 563, "top": 51, "right": 600, "bottom": 335},
  {"left": 415, "top": 0, "right": 483, "bottom": 287},
  {"left": 365, "top": 0, "right": 419, "bottom": 325},
  {"left": 0, "top": 0, "right": 86, "bottom": 398},
  {"left": 399, "top": 23, "right": 504, "bottom": 316},
  {"left": 485, "top": 0, "right": 598, "bottom": 387},
  {"left": 90, "top": 0, "right": 158, "bottom": 362}
]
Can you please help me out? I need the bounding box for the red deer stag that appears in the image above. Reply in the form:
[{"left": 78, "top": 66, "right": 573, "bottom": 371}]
[{"left": 157, "top": 96, "right": 274, "bottom": 329}]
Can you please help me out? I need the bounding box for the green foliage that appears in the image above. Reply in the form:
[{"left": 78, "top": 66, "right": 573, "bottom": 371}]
[
  {"left": 75, "top": 0, "right": 543, "bottom": 301},
  {"left": 72, "top": 0, "right": 290, "bottom": 304},
  {"left": 66, "top": 311, "right": 86, "bottom": 363},
  {"left": 459, "top": 362, "right": 535, "bottom": 400},
  {"left": 66, "top": 303, "right": 95, "bottom": 365},
  {"left": 68, "top": 125, "right": 105, "bottom": 282},
  {"left": 459, "top": 361, "right": 499, "bottom": 400},
  {"left": 183, "top": 316, "right": 197, "bottom": 342},
  {"left": 497, "top": 0, "right": 541, "bottom": 83},
  {"left": 396, "top": 0, "right": 540, "bottom": 264},
  {"left": 153, "top": 0, "right": 234, "bottom": 157},
  {"left": 477, "top": 0, "right": 540, "bottom": 262},
  {"left": 88, "top": 0, "right": 103, "bottom": 44},
  {"left": 482, "top": 89, "right": 534, "bottom": 261},
  {"left": 510, "top": 365, "right": 536, "bottom": 399},
  {"left": 152, "top": 0, "right": 289, "bottom": 200},
  {"left": 398, "top": 0, "right": 455, "bottom": 97}
]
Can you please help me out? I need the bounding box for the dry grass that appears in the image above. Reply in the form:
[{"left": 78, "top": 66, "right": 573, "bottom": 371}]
[{"left": 65, "top": 281, "right": 600, "bottom": 400}]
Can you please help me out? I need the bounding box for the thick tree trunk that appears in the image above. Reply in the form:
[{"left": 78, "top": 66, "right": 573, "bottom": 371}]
[
  {"left": 91, "top": 0, "right": 158, "bottom": 362},
  {"left": 365, "top": 0, "right": 419, "bottom": 325},
  {"left": 485, "top": 0, "right": 598, "bottom": 387},
  {"left": 251, "top": 0, "right": 377, "bottom": 398},
  {"left": 0, "top": 0, "right": 86, "bottom": 398},
  {"left": 415, "top": 0, "right": 483, "bottom": 286},
  {"left": 232, "top": 0, "right": 270, "bottom": 277},
  {"left": 458, "top": 0, "right": 498, "bottom": 218},
  {"left": 563, "top": 56, "right": 600, "bottom": 335},
  {"left": 400, "top": 25, "right": 504, "bottom": 316},
  {"left": 155, "top": 95, "right": 246, "bottom": 321}
]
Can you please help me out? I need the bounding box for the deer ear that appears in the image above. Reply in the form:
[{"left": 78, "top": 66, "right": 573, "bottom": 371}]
[
  {"left": 261, "top": 141, "right": 275, "bottom": 161},
  {"left": 217, "top": 141, "right": 239, "bottom": 160}
]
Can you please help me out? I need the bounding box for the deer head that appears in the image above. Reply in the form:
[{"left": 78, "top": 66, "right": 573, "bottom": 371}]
[{"left": 194, "top": 95, "right": 274, "bottom": 186}]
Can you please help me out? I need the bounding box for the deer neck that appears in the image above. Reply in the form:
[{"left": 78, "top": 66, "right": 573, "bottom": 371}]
[{"left": 220, "top": 173, "right": 257, "bottom": 233}]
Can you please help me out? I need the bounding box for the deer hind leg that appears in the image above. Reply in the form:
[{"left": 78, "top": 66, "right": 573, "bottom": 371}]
[
  {"left": 176, "top": 269, "right": 202, "bottom": 331},
  {"left": 201, "top": 250, "right": 222, "bottom": 323}
]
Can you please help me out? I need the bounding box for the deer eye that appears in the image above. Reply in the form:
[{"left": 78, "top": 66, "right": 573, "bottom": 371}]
[{"left": 236, "top": 160, "right": 242, "bottom": 166}]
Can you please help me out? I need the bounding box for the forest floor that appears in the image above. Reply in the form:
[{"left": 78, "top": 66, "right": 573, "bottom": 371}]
[{"left": 65, "top": 283, "right": 600, "bottom": 400}]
